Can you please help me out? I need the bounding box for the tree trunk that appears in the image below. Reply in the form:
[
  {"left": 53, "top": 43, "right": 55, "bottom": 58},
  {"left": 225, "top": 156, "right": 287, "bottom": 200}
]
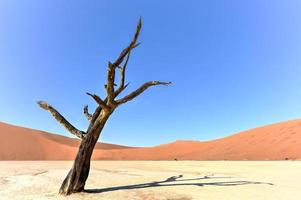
[
  {"left": 36, "top": 18, "right": 171, "bottom": 196},
  {"left": 59, "top": 112, "right": 111, "bottom": 195}
]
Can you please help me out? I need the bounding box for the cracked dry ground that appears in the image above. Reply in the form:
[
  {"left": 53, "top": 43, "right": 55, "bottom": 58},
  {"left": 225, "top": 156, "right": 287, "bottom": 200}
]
[{"left": 0, "top": 161, "right": 300, "bottom": 200}]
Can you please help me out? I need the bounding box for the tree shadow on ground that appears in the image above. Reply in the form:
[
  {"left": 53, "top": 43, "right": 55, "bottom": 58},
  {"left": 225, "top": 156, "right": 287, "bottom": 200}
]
[{"left": 85, "top": 174, "right": 273, "bottom": 193}]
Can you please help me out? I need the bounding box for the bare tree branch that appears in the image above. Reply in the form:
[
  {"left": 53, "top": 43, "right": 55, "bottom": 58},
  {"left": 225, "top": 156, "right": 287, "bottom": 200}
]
[
  {"left": 115, "top": 51, "right": 131, "bottom": 97},
  {"left": 115, "top": 82, "right": 130, "bottom": 98},
  {"left": 38, "top": 18, "right": 172, "bottom": 195},
  {"left": 116, "top": 81, "right": 172, "bottom": 105},
  {"left": 83, "top": 105, "right": 92, "bottom": 121},
  {"left": 86, "top": 106, "right": 102, "bottom": 132},
  {"left": 86, "top": 96, "right": 109, "bottom": 133},
  {"left": 113, "top": 18, "right": 142, "bottom": 67},
  {"left": 86, "top": 93, "right": 109, "bottom": 110},
  {"left": 106, "top": 17, "right": 141, "bottom": 103},
  {"left": 113, "top": 18, "right": 142, "bottom": 98},
  {"left": 106, "top": 62, "right": 115, "bottom": 103},
  {"left": 37, "top": 101, "right": 86, "bottom": 139}
]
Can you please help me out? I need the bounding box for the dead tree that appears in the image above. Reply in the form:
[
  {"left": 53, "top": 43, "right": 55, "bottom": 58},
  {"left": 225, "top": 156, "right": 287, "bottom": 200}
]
[{"left": 37, "top": 18, "right": 171, "bottom": 195}]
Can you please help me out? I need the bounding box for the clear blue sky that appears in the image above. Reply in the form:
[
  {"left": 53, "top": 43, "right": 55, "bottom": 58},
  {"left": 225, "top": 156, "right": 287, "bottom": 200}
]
[{"left": 1, "top": 0, "right": 301, "bottom": 147}]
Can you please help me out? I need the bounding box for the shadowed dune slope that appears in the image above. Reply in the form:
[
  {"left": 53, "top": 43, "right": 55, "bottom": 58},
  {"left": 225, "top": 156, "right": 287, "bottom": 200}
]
[{"left": 1, "top": 119, "right": 301, "bottom": 160}]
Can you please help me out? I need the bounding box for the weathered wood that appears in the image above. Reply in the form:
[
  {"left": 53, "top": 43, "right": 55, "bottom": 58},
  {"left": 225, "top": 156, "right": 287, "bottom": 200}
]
[
  {"left": 86, "top": 93, "right": 108, "bottom": 110},
  {"left": 106, "top": 62, "right": 116, "bottom": 104},
  {"left": 114, "top": 53, "right": 131, "bottom": 97},
  {"left": 86, "top": 96, "right": 108, "bottom": 132},
  {"left": 116, "top": 81, "right": 172, "bottom": 105},
  {"left": 113, "top": 17, "right": 142, "bottom": 67},
  {"left": 37, "top": 101, "right": 85, "bottom": 139},
  {"left": 59, "top": 110, "right": 112, "bottom": 195},
  {"left": 86, "top": 106, "right": 102, "bottom": 132},
  {"left": 38, "top": 18, "right": 171, "bottom": 195},
  {"left": 83, "top": 105, "right": 92, "bottom": 121},
  {"left": 114, "top": 19, "right": 141, "bottom": 98}
]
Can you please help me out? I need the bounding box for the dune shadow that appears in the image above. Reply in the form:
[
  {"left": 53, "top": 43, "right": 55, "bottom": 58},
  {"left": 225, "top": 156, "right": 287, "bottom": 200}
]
[{"left": 85, "top": 175, "right": 273, "bottom": 194}]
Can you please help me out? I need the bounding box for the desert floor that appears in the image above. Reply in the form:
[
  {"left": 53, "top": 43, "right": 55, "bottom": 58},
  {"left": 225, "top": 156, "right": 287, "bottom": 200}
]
[{"left": 0, "top": 161, "right": 300, "bottom": 200}]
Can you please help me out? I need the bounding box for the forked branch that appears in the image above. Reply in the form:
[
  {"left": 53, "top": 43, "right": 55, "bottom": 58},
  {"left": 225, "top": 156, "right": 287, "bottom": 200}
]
[
  {"left": 86, "top": 93, "right": 109, "bottom": 110},
  {"left": 83, "top": 105, "right": 92, "bottom": 121},
  {"left": 113, "top": 18, "right": 142, "bottom": 98},
  {"left": 37, "top": 18, "right": 172, "bottom": 196},
  {"left": 86, "top": 97, "right": 108, "bottom": 133},
  {"left": 116, "top": 81, "right": 172, "bottom": 105},
  {"left": 114, "top": 53, "right": 131, "bottom": 97},
  {"left": 113, "top": 18, "right": 142, "bottom": 67},
  {"left": 37, "top": 101, "right": 86, "bottom": 139},
  {"left": 86, "top": 106, "right": 102, "bottom": 132}
]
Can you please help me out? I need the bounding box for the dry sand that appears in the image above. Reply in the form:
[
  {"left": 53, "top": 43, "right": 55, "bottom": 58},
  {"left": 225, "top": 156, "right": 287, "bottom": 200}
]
[
  {"left": 1, "top": 119, "right": 301, "bottom": 161},
  {"left": 0, "top": 161, "right": 300, "bottom": 200},
  {"left": 0, "top": 122, "right": 131, "bottom": 160}
]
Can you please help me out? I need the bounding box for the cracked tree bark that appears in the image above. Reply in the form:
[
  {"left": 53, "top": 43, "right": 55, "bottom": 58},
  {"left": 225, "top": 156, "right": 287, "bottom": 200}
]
[{"left": 37, "top": 18, "right": 171, "bottom": 195}]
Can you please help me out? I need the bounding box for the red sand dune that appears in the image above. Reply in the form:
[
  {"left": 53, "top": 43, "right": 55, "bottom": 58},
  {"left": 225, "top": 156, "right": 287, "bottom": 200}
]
[
  {"left": 1, "top": 119, "right": 301, "bottom": 160},
  {"left": 0, "top": 122, "right": 130, "bottom": 160}
]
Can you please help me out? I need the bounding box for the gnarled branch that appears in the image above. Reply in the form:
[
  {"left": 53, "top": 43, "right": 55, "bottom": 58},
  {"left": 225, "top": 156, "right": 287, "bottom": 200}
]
[
  {"left": 116, "top": 81, "right": 172, "bottom": 105},
  {"left": 115, "top": 82, "right": 130, "bottom": 98},
  {"left": 115, "top": 51, "right": 131, "bottom": 97},
  {"left": 86, "top": 93, "right": 109, "bottom": 110},
  {"left": 113, "top": 18, "right": 142, "bottom": 67},
  {"left": 113, "top": 18, "right": 142, "bottom": 98},
  {"left": 37, "top": 101, "right": 85, "bottom": 139},
  {"left": 86, "top": 106, "right": 102, "bottom": 132},
  {"left": 83, "top": 105, "right": 92, "bottom": 121},
  {"left": 86, "top": 96, "right": 109, "bottom": 133}
]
